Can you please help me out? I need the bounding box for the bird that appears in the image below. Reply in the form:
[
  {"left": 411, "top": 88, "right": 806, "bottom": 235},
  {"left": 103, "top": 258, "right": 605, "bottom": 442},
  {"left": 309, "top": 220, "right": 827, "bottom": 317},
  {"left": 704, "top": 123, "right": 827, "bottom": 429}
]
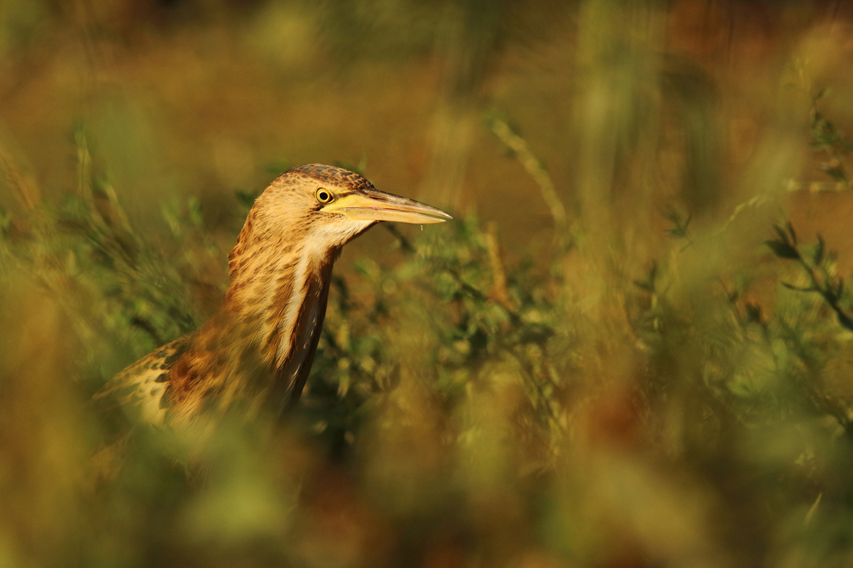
[{"left": 98, "top": 164, "right": 451, "bottom": 442}]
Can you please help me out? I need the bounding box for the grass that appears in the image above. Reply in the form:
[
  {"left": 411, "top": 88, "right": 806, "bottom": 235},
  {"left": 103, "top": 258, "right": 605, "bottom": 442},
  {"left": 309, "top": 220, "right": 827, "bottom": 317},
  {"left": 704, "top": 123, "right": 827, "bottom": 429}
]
[{"left": 3, "top": 2, "right": 853, "bottom": 567}]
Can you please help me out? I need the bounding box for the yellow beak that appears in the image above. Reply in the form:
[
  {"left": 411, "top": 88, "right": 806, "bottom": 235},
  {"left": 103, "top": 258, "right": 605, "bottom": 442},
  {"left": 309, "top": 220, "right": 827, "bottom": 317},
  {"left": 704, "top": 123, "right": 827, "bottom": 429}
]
[{"left": 321, "top": 189, "right": 452, "bottom": 225}]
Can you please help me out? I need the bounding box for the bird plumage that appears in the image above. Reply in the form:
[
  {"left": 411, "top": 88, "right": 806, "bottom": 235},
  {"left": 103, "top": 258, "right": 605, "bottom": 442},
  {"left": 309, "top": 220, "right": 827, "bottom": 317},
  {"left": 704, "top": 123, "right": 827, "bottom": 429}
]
[{"left": 99, "top": 164, "right": 450, "bottom": 438}]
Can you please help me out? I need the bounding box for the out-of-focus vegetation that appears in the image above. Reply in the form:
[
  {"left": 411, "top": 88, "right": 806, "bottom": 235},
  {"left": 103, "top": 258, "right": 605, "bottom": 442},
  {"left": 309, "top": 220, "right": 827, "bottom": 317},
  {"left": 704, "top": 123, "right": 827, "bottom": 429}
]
[{"left": 3, "top": 1, "right": 853, "bottom": 567}]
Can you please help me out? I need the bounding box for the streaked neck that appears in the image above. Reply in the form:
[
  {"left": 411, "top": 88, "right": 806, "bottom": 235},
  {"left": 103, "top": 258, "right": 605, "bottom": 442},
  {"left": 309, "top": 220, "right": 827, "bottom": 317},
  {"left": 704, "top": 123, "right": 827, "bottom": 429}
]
[{"left": 224, "top": 235, "right": 338, "bottom": 407}]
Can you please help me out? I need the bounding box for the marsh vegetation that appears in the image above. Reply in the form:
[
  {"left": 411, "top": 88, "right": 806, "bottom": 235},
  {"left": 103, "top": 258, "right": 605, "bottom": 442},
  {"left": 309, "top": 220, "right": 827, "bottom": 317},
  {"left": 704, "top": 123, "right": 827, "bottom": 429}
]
[{"left": 2, "top": 1, "right": 853, "bottom": 567}]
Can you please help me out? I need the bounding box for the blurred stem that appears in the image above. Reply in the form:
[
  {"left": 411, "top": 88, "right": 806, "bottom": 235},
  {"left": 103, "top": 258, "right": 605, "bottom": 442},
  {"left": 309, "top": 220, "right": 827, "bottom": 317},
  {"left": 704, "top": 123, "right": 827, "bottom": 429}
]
[
  {"left": 486, "top": 113, "right": 567, "bottom": 232},
  {"left": 421, "top": 0, "right": 507, "bottom": 206},
  {"left": 485, "top": 221, "right": 515, "bottom": 312},
  {"left": 722, "top": 180, "right": 851, "bottom": 235},
  {"left": 76, "top": 128, "right": 94, "bottom": 202},
  {"left": 383, "top": 224, "right": 416, "bottom": 254},
  {"left": 574, "top": 0, "right": 664, "bottom": 228},
  {"left": 0, "top": 146, "right": 41, "bottom": 210}
]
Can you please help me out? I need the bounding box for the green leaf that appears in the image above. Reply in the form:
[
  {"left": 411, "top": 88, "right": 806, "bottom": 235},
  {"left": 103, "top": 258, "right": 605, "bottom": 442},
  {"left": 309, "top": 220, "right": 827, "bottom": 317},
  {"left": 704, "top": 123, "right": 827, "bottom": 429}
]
[
  {"left": 781, "top": 282, "right": 814, "bottom": 292},
  {"left": 187, "top": 197, "right": 203, "bottom": 227},
  {"left": 766, "top": 240, "right": 800, "bottom": 260},
  {"left": 813, "top": 235, "right": 825, "bottom": 266},
  {"left": 785, "top": 222, "right": 798, "bottom": 246},
  {"left": 773, "top": 225, "right": 790, "bottom": 246},
  {"left": 821, "top": 165, "right": 848, "bottom": 183},
  {"left": 745, "top": 302, "right": 762, "bottom": 323}
]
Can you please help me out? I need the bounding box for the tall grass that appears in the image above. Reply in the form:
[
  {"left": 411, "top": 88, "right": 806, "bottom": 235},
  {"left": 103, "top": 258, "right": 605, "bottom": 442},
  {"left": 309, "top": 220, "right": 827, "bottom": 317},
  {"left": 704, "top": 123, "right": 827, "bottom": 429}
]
[{"left": 2, "top": 1, "right": 853, "bottom": 567}]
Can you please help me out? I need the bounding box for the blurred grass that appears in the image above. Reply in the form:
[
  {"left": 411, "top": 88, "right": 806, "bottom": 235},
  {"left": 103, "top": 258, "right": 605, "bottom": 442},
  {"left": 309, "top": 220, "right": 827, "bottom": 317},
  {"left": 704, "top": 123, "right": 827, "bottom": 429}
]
[{"left": 3, "top": 1, "right": 853, "bottom": 567}]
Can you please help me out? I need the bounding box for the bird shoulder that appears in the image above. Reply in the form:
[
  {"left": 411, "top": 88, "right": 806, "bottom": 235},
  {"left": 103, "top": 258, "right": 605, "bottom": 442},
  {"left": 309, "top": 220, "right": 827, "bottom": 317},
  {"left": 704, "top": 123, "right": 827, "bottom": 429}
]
[{"left": 96, "top": 338, "right": 189, "bottom": 426}]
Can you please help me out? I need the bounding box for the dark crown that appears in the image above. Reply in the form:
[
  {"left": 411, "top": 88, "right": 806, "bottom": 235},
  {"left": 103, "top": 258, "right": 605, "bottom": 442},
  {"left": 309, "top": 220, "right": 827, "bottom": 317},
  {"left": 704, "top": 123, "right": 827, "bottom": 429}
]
[{"left": 288, "top": 164, "right": 374, "bottom": 192}]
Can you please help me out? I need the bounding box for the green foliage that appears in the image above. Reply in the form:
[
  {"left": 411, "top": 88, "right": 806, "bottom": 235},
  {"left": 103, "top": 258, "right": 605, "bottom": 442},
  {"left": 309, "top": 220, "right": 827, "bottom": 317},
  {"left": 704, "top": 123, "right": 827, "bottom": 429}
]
[
  {"left": 6, "top": 115, "right": 853, "bottom": 568},
  {"left": 309, "top": 215, "right": 569, "bottom": 449},
  {"left": 8, "top": 115, "right": 853, "bottom": 568},
  {"left": 663, "top": 208, "right": 692, "bottom": 242},
  {"left": 811, "top": 91, "right": 853, "bottom": 184},
  {"left": 0, "top": 132, "right": 220, "bottom": 389},
  {"left": 766, "top": 223, "right": 853, "bottom": 332},
  {"left": 5, "top": 4, "right": 853, "bottom": 566}
]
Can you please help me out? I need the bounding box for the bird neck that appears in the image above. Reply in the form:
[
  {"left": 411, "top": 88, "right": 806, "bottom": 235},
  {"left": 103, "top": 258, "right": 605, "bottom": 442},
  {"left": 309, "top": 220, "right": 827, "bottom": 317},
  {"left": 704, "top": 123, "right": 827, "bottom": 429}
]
[
  {"left": 220, "top": 232, "right": 339, "bottom": 407},
  {"left": 167, "top": 224, "right": 341, "bottom": 424},
  {"left": 228, "top": 241, "right": 337, "bottom": 354}
]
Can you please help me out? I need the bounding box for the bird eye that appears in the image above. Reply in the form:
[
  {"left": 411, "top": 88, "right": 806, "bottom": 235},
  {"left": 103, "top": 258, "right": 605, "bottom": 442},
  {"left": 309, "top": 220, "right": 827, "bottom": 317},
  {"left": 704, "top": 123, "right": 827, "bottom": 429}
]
[{"left": 315, "top": 188, "right": 334, "bottom": 204}]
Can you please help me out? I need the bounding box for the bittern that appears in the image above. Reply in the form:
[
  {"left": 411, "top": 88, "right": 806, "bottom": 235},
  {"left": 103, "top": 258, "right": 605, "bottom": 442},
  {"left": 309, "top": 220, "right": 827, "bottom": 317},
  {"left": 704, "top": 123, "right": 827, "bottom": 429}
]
[{"left": 101, "top": 164, "right": 450, "bottom": 438}]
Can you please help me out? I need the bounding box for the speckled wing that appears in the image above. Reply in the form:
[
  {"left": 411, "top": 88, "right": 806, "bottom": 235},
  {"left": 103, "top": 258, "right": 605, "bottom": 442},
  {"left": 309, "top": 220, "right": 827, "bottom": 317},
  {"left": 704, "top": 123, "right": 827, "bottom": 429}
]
[{"left": 97, "top": 338, "right": 189, "bottom": 426}]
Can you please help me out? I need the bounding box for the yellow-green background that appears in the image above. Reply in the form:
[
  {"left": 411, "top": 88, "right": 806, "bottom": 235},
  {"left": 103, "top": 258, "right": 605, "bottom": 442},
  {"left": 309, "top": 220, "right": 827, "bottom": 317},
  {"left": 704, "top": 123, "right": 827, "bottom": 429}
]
[{"left": 2, "top": 1, "right": 853, "bottom": 567}]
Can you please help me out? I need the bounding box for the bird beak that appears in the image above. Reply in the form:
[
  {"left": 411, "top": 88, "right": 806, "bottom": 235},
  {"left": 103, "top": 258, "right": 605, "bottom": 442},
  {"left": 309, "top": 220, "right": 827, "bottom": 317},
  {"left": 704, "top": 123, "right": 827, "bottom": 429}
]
[{"left": 321, "top": 189, "right": 452, "bottom": 225}]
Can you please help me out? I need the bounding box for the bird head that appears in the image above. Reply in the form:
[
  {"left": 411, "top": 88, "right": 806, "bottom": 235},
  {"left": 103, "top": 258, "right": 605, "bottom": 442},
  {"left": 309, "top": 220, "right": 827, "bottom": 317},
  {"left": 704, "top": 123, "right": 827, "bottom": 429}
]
[
  {"left": 247, "top": 164, "right": 452, "bottom": 252},
  {"left": 227, "top": 164, "right": 452, "bottom": 291}
]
